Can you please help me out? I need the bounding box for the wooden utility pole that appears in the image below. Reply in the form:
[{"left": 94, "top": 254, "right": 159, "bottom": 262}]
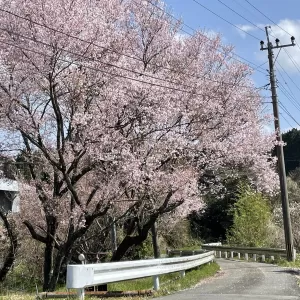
[{"left": 260, "top": 26, "right": 295, "bottom": 261}]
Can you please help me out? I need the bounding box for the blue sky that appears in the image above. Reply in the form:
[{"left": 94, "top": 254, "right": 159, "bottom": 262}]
[{"left": 163, "top": 0, "right": 300, "bottom": 132}]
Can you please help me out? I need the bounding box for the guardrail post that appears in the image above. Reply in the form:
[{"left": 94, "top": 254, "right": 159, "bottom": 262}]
[
  {"left": 224, "top": 251, "right": 228, "bottom": 259},
  {"left": 180, "top": 270, "right": 186, "bottom": 278},
  {"left": 270, "top": 256, "right": 274, "bottom": 261},
  {"left": 238, "top": 253, "right": 241, "bottom": 260},
  {"left": 245, "top": 253, "right": 249, "bottom": 261},
  {"left": 230, "top": 251, "right": 234, "bottom": 259},
  {"left": 218, "top": 251, "right": 222, "bottom": 258},
  {"left": 253, "top": 254, "right": 257, "bottom": 262},
  {"left": 153, "top": 275, "right": 160, "bottom": 291},
  {"left": 293, "top": 249, "right": 297, "bottom": 262},
  {"left": 77, "top": 288, "right": 85, "bottom": 300},
  {"left": 262, "top": 255, "right": 265, "bottom": 262}
]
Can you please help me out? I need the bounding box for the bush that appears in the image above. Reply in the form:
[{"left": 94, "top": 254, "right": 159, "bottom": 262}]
[
  {"left": 226, "top": 184, "right": 273, "bottom": 247},
  {"left": 161, "top": 219, "right": 200, "bottom": 249}
]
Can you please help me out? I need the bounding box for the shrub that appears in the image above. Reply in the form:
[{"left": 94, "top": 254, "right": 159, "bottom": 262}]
[{"left": 227, "top": 184, "right": 273, "bottom": 247}]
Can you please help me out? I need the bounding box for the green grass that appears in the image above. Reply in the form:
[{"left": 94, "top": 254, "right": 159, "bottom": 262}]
[
  {"left": 0, "top": 262, "right": 219, "bottom": 300},
  {"left": 155, "top": 262, "right": 219, "bottom": 296},
  {"left": 275, "top": 254, "right": 300, "bottom": 268},
  {"left": 108, "top": 262, "right": 219, "bottom": 293}
]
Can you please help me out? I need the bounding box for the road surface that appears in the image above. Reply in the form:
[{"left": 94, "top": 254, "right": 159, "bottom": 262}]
[{"left": 157, "top": 259, "right": 300, "bottom": 300}]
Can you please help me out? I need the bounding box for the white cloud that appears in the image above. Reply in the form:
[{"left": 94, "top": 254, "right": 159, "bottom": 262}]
[
  {"left": 237, "top": 19, "right": 300, "bottom": 73},
  {"left": 268, "top": 20, "right": 300, "bottom": 74},
  {"left": 236, "top": 23, "right": 265, "bottom": 38},
  {"left": 282, "top": 125, "right": 300, "bottom": 133},
  {"left": 174, "top": 32, "right": 189, "bottom": 42}
]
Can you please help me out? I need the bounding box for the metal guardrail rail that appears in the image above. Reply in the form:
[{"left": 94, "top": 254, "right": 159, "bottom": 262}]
[
  {"left": 167, "top": 243, "right": 295, "bottom": 262},
  {"left": 66, "top": 251, "right": 215, "bottom": 300},
  {"left": 201, "top": 244, "right": 295, "bottom": 261},
  {"left": 166, "top": 249, "right": 206, "bottom": 257}
]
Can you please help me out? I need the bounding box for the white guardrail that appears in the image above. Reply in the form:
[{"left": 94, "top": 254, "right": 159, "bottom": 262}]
[
  {"left": 201, "top": 243, "right": 296, "bottom": 261},
  {"left": 66, "top": 250, "right": 215, "bottom": 300}
]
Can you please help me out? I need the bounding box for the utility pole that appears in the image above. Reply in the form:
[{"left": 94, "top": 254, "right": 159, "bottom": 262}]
[{"left": 260, "top": 26, "right": 295, "bottom": 261}]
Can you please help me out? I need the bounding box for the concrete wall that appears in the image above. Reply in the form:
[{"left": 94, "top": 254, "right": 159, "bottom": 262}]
[{"left": 0, "top": 179, "right": 20, "bottom": 213}]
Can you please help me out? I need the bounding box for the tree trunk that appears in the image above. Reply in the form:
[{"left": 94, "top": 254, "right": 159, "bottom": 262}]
[
  {"left": 111, "top": 234, "right": 147, "bottom": 262},
  {"left": 43, "top": 241, "right": 55, "bottom": 291},
  {"left": 151, "top": 222, "right": 160, "bottom": 258},
  {"left": 43, "top": 216, "right": 57, "bottom": 291},
  {"left": 48, "top": 247, "right": 65, "bottom": 291},
  {"left": 111, "top": 215, "right": 158, "bottom": 262},
  {"left": 0, "top": 210, "right": 19, "bottom": 281}
]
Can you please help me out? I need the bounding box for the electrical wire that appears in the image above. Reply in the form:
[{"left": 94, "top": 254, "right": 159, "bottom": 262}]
[
  {"left": 0, "top": 37, "right": 270, "bottom": 102},
  {"left": 0, "top": 7, "right": 268, "bottom": 89},
  {"left": 276, "top": 68, "right": 300, "bottom": 111},
  {"left": 191, "top": 0, "right": 261, "bottom": 41},
  {"left": 275, "top": 62, "right": 300, "bottom": 111},
  {"left": 278, "top": 101, "right": 300, "bottom": 126},
  {"left": 144, "top": 0, "right": 268, "bottom": 74},
  {"left": 274, "top": 48, "right": 281, "bottom": 64},
  {"left": 276, "top": 60, "right": 300, "bottom": 95},
  {"left": 244, "top": 0, "right": 291, "bottom": 36},
  {"left": 217, "top": 0, "right": 265, "bottom": 33},
  {"left": 280, "top": 113, "right": 293, "bottom": 128},
  {"left": 0, "top": 26, "right": 272, "bottom": 99},
  {"left": 236, "top": 3, "right": 300, "bottom": 129},
  {"left": 283, "top": 48, "right": 300, "bottom": 73},
  {"left": 278, "top": 84, "right": 300, "bottom": 113},
  {"left": 231, "top": 0, "right": 264, "bottom": 23}
]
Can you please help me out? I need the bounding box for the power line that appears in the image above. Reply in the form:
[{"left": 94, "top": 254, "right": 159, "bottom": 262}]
[
  {"left": 280, "top": 112, "right": 294, "bottom": 128},
  {"left": 276, "top": 61, "right": 300, "bottom": 95},
  {"left": 283, "top": 48, "right": 300, "bottom": 73},
  {"left": 0, "top": 37, "right": 269, "bottom": 101},
  {"left": 244, "top": 0, "right": 300, "bottom": 58},
  {"left": 191, "top": 0, "right": 261, "bottom": 41},
  {"left": 145, "top": 0, "right": 268, "bottom": 74},
  {"left": 0, "top": 39, "right": 201, "bottom": 97},
  {"left": 0, "top": 27, "right": 203, "bottom": 91},
  {"left": 218, "top": 1, "right": 281, "bottom": 42},
  {"left": 274, "top": 48, "right": 282, "bottom": 64},
  {"left": 275, "top": 63, "right": 300, "bottom": 111},
  {"left": 279, "top": 101, "right": 300, "bottom": 127},
  {"left": 243, "top": 0, "right": 291, "bottom": 36},
  {"left": 0, "top": 7, "right": 267, "bottom": 89},
  {"left": 217, "top": 0, "right": 265, "bottom": 33},
  {"left": 278, "top": 85, "right": 300, "bottom": 113},
  {"left": 276, "top": 68, "right": 300, "bottom": 110},
  {"left": 0, "top": 26, "right": 271, "bottom": 99},
  {"left": 231, "top": 0, "right": 265, "bottom": 23},
  {"left": 244, "top": 1, "right": 299, "bottom": 51}
]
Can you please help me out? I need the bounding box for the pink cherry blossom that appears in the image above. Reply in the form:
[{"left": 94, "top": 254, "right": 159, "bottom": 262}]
[{"left": 0, "top": 0, "right": 278, "bottom": 290}]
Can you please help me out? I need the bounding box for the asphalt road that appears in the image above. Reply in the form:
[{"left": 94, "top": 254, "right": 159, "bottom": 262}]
[{"left": 157, "top": 259, "right": 300, "bottom": 300}]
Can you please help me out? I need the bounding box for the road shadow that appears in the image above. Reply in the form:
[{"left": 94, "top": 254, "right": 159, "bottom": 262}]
[{"left": 272, "top": 269, "right": 300, "bottom": 275}]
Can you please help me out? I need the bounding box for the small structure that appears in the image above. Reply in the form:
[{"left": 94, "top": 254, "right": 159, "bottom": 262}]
[{"left": 0, "top": 178, "right": 20, "bottom": 213}]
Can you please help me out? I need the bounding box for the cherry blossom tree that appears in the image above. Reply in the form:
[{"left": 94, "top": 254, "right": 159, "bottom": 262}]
[
  {"left": 0, "top": 0, "right": 278, "bottom": 291},
  {"left": 0, "top": 208, "right": 19, "bottom": 282}
]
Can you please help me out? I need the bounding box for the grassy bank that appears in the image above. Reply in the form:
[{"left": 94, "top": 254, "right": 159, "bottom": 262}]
[{"left": 0, "top": 262, "right": 219, "bottom": 300}]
